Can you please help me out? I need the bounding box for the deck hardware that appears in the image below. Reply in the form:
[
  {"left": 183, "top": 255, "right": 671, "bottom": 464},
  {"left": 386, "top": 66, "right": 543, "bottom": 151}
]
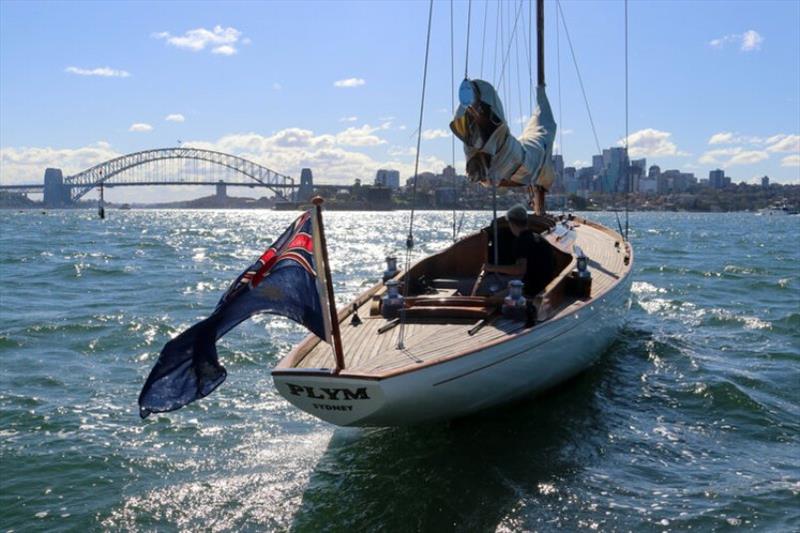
[
  {"left": 377, "top": 318, "right": 401, "bottom": 334},
  {"left": 383, "top": 255, "right": 399, "bottom": 281},
  {"left": 468, "top": 318, "right": 489, "bottom": 336},
  {"left": 381, "top": 279, "right": 404, "bottom": 319},
  {"left": 350, "top": 303, "right": 362, "bottom": 326}
]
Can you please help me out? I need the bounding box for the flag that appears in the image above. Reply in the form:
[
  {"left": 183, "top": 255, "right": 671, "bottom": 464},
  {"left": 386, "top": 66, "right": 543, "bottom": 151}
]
[{"left": 138, "top": 210, "right": 333, "bottom": 418}]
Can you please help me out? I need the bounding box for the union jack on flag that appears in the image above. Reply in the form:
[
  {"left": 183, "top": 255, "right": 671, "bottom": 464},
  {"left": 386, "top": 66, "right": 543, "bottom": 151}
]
[{"left": 138, "top": 209, "right": 333, "bottom": 418}]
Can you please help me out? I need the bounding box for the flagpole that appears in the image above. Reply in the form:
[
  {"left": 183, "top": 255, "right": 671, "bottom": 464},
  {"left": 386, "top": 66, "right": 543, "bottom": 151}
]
[{"left": 312, "top": 197, "right": 345, "bottom": 373}]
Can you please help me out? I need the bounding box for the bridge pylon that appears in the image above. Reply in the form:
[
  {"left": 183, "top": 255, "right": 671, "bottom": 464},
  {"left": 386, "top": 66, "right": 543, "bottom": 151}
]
[
  {"left": 43, "top": 168, "right": 71, "bottom": 207},
  {"left": 297, "top": 168, "right": 314, "bottom": 202}
]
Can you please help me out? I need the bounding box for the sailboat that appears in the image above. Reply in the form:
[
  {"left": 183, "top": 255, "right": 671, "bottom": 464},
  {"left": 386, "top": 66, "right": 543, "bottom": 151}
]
[
  {"left": 138, "top": 0, "right": 634, "bottom": 427},
  {"left": 270, "top": 0, "right": 634, "bottom": 426}
]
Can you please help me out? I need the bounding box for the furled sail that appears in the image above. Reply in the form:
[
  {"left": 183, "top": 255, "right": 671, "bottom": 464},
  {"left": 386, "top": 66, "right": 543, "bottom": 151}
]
[{"left": 450, "top": 79, "right": 556, "bottom": 190}]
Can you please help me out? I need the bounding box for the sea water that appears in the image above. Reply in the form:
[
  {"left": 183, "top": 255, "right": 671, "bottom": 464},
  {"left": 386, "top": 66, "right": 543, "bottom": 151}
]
[{"left": 1, "top": 210, "right": 798, "bottom": 531}]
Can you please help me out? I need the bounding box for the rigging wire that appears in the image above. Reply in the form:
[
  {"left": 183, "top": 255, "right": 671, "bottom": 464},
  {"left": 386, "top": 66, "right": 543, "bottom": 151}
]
[
  {"left": 556, "top": 1, "right": 564, "bottom": 162},
  {"left": 492, "top": 2, "right": 496, "bottom": 81},
  {"left": 522, "top": 0, "right": 533, "bottom": 112},
  {"left": 464, "top": 0, "right": 472, "bottom": 78},
  {"left": 624, "top": 0, "right": 630, "bottom": 240},
  {"left": 514, "top": 9, "right": 524, "bottom": 136},
  {"left": 450, "top": 0, "right": 457, "bottom": 241},
  {"left": 497, "top": 0, "right": 525, "bottom": 91},
  {"left": 397, "top": 0, "right": 434, "bottom": 350},
  {"left": 556, "top": 0, "right": 601, "bottom": 155},
  {"left": 556, "top": 0, "right": 565, "bottom": 215},
  {"left": 480, "top": 0, "right": 489, "bottom": 78}
]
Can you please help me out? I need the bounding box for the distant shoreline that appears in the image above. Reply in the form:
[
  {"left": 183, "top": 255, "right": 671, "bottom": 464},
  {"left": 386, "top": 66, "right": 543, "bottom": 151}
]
[{"left": 3, "top": 205, "right": 798, "bottom": 214}]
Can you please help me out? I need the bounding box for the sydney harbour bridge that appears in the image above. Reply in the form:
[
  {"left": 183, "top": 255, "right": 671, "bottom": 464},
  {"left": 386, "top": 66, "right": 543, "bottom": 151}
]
[{"left": 0, "top": 147, "right": 325, "bottom": 207}]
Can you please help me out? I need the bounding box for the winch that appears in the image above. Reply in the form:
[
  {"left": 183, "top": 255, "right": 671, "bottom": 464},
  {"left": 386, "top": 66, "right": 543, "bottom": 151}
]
[
  {"left": 381, "top": 279, "right": 404, "bottom": 319},
  {"left": 502, "top": 280, "right": 528, "bottom": 321}
]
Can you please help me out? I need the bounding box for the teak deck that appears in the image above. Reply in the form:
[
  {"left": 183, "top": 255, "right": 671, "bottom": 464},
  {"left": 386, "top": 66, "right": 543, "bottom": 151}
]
[{"left": 280, "top": 214, "right": 631, "bottom": 377}]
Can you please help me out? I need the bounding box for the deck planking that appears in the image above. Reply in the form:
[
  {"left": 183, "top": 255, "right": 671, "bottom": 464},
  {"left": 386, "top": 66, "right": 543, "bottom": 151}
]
[{"left": 295, "top": 220, "right": 628, "bottom": 375}]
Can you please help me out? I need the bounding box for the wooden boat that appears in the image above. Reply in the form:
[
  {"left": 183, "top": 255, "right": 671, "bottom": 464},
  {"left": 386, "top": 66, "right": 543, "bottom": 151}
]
[
  {"left": 271, "top": 0, "right": 636, "bottom": 426},
  {"left": 272, "top": 212, "right": 633, "bottom": 426}
]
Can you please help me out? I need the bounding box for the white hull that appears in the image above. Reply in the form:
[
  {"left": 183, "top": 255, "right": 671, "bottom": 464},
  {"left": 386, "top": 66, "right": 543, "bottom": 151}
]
[{"left": 273, "top": 272, "right": 632, "bottom": 426}]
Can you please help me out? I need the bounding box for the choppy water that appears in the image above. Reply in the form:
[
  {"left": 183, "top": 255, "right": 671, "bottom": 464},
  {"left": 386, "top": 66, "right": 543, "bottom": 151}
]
[{"left": 1, "top": 210, "right": 798, "bottom": 532}]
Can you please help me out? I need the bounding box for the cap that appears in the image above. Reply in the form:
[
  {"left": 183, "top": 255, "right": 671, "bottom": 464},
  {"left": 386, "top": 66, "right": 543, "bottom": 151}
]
[{"left": 506, "top": 204, "right": 528, "bottom": 224}]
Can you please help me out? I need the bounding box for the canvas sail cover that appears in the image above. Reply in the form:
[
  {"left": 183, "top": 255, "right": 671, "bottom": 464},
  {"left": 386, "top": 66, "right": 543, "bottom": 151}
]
[{"left": 450, "top": 80, "right": 557, "bottom": 190}]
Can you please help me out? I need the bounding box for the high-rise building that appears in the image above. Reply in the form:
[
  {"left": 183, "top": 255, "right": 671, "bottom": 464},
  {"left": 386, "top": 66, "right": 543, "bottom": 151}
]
[
  {"left": 638, "top": 176, "right": 657, "bottom": 194},
  {"left": 600, "top": 147, "right": 628, "bottom": 193},
  {"left": 441, "top": 165, "right": 456, "bottom": 180},
  {"left": 552, "top": 154, "right": 565, "bottom": 191},
  {"left": 375, "top": 169, "right": 400, "bottom": 189},
  {"left": 648, "top": 165, "right": 661, "bottom": 179},
  {"left": 709, "top": 169, "right": 725, "bottom": 189},
  {"left": 761, "top": 175, "right": 770, "bottom": 188},
  {"left": 563, "top": 166, "right": 577, "bottom": 193},
  {"left": 592, "top": 155, "right": 604, "bottom": 174}
]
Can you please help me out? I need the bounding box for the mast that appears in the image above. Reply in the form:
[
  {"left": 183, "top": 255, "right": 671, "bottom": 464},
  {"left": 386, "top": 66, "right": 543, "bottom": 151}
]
[
  {"left": 533, "top": 0, "right": 547, "bottom": 216},
  {"left": 311, "top": 197, "right": 345, "bottom": 373},
  {"left": 537, "top": 0, "right": 545, "bottom": 87}
]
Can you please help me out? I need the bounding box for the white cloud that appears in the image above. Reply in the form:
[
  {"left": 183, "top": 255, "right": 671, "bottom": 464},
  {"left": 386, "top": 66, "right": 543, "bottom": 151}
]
[
  {"left": 709, "top": 30, "right": 763, "bottom": 51},
  {"left": 422, "top": 129, "right": 450, "bottom": 140},
  {"left": 572, "top": 160, "right": 588, "bottom": 168},
  {"left": 781, "top": 155, "right": 800, "bottom": 167},
  {"left": 212, "top": 45, "right": 237, "bottom": 56},
  {"left": 699, "top": 146, "right": 768, "bottom": 166},
  {"left": 339, "top": 116, "right": 358, "bottom": 123},
  {"left": 333, "top": 78, "right": 366, "bottom": 88},
  {"left": 728, "top": 150, "right": 768, "bottom": 165},
  {"left": 65, "top": 66, "right": 130, "bottom": 78},
  {"left": 707, "top": 131, "right": 767, "bottom": 145},
  {"left": 183, "top": 128, "right": 445, "bottom": 185},
  {"left": 699, "top": 147, "right": 740, "bottom": 165},
  {"left": 708, "top": 132, "right": 734, "bottom": 145},
  {"left": 334, "top": 124, "right": 389, "bottom": 146},
  {"left": 0, "top": 129, "right": 451, "bottom": 193},
  {"left": 165, "top": 114, "right": 185, "bottom": 123},
  {"left": 272, "top": 82, "right": 282, "bottom": 91},
  {"left": 766, "top": 134, "right": 800, "bottom": 153},
  {"left": 129, "top": 123, "right": 153, "bottom": 132},
  {"left": 0, "top": 142, "right": 121, "bottom": 185},
  {"left": 621, "top": 128, "right": 685, "bottom": 158},
  {"left": 153, "top": 26, "right": 244, "bottom": 55},
  {"left": 388, "top": 146, "right": 418, "bottom": 157},
  {"left": 703, "top": 132, "right": 798, "bottom": 166},
  {"left": 741, "top": 30, "right": 764, "bottom": 51}
]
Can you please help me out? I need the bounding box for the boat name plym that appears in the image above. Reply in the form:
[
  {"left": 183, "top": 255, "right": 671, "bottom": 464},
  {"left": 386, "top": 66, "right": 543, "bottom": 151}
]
[{"left": 287, "top": 383, "right": 370, "bottom": 400}]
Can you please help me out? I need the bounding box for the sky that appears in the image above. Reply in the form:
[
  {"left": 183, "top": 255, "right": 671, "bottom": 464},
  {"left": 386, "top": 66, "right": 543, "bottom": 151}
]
[{"left": 1, "top": 0, "right": 798, "bottom": 202}]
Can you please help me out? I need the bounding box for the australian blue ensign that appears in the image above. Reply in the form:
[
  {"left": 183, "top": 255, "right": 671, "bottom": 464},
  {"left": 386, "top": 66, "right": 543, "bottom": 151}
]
[{"left": 138, "top": 210, "right": 333, "bottom": 418}]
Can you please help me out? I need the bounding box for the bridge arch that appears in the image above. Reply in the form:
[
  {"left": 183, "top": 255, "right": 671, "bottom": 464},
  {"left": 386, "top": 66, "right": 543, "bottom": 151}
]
[{"left": 65, "top": 147, "right": 295, "bottom": 201}]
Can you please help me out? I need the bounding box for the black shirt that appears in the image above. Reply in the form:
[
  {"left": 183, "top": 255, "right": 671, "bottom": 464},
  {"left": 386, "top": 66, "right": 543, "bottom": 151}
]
[{"left": 512, "top": 230, "right": 556, "bottom": 296}]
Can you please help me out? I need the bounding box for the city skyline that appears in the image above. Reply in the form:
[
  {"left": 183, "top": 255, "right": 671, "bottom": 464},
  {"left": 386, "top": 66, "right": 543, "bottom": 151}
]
[{"left": 1, "top": 0, "right": 798, "bottom": 203}]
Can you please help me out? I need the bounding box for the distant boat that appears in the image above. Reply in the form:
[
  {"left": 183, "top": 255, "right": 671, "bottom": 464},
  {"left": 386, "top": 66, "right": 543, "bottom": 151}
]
[
  {"left": 119, "top": 203, "right": 131, "bottom": 210},
  {"left": 758, "top": 202, "right": 797, "bottom": 216}
]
